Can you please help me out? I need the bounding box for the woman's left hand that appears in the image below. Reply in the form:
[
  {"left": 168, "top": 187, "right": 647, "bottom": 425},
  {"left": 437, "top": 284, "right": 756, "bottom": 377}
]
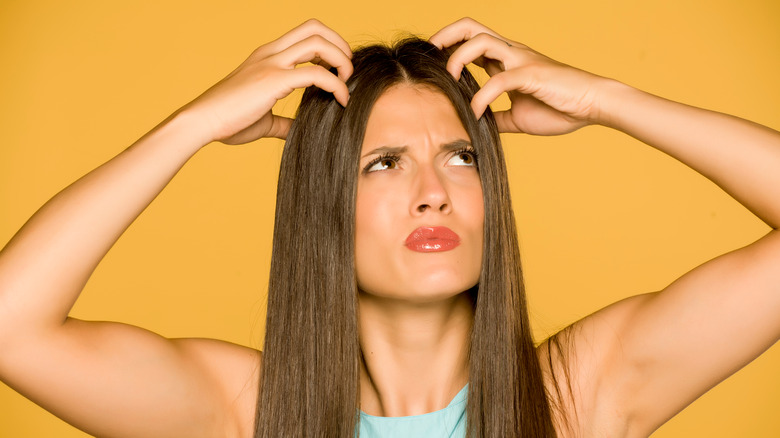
[
  {"left": 430, "top": 19, "right": 780, "bottom": 438},
  {"left": 430, "top": 18, "right": 611, "bottom": 136}
]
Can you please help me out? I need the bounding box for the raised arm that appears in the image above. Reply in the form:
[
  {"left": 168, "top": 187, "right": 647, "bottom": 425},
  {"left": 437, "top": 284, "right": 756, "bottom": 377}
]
[
  {"left": 0, "top": 19, "right": 351, "bottom": 438},
  {"left": 431, "top": 17, "right": 780, "bottom": 436}
]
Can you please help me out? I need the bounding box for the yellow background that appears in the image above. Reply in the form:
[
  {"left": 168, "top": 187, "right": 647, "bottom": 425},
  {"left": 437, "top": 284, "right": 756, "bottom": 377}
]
[{"left": 1, "top": 0, "right": 778, "bottom": 436}]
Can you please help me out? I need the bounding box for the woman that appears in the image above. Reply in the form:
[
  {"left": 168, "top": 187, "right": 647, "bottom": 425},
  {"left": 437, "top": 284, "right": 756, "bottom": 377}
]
[{"left": 0, "top": 17, "right": 778, "bottom": 437}]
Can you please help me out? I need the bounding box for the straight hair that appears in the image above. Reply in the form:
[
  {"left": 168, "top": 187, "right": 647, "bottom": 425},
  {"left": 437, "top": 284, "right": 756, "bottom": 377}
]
[{"left": 254, "top": 37, "right": 558, "bottom": 437}]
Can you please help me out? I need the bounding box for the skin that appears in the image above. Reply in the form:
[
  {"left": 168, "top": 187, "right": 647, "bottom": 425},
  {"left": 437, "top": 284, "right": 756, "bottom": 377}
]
[
  {"left": 355, "top": 84, "right": 482, "bottom": 416},
  {"left": 0, "top": 17, "right": 779, "bottom": 438},
  {"left": 428, "top": 18, "right": 780, "bottom": 435}
]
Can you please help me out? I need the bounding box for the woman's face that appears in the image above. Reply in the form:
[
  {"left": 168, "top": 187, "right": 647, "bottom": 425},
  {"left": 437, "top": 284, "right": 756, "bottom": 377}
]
[{"left": 355, "top": 84, "right": 484, "bottom": 302}]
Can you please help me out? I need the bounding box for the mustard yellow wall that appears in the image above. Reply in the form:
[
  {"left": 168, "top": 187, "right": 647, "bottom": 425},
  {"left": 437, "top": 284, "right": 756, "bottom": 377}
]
[{"left": 1, "top": 0, "right": 778, "bottom": 436}]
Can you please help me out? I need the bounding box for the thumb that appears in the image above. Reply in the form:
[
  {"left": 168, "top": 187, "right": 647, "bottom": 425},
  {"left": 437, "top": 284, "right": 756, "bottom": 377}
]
[
  {"left": 269, "top": 115, "right": 294, "bottom": 140},
  {"left": 492, "top": 110, "right": 524, "bottom": 134}
]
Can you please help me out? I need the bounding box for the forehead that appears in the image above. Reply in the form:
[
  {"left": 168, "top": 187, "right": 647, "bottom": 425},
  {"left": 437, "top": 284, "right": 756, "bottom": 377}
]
[{"left": 361, "top": 84, "right": 469, "bottom": 151}]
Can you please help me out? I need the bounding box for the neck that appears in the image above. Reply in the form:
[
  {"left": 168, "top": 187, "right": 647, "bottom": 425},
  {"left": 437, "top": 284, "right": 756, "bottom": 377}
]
[{"left": 358, "top": 290, "right": 473, "bottom": 417}]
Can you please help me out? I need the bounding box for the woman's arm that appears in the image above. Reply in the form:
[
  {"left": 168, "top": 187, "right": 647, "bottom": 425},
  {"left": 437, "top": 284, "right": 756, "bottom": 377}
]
[
  {"left": 582, "top": 76, "right": 780, "bottom": 435},
  {"left": 599, "top": 84, "right": 780, "bottom": 228},
  {"left": 0, "top": 112, "right": 243, "bottom": 438},
  {"left": 0, "top": 19, "right": 351, "bottom": 438},
  {"left": 431, "top": 17, "right": 780, "bottom": 436}
]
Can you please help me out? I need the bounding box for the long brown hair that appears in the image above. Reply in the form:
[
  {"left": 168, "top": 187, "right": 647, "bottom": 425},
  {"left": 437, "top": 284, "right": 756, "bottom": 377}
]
[{"left": 254, "top": 37, "right": 557, "bottom": 437}]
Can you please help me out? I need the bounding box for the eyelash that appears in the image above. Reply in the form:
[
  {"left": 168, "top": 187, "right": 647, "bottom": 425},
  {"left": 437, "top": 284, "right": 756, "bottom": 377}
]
[
  {"left": 452, "top": 147, "right": 479, "bottom": 167},
  {"left": 362, "top": 153, "right": 400, "bottom": 174},
  {"left": 361, "top": 147, "right": 479, "bottom": 174}
]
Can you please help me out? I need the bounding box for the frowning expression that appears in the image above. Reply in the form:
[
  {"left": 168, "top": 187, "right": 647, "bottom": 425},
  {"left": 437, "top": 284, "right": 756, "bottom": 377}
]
[{"left": 355, "top": 84, "right": 484, "bottom": 302}]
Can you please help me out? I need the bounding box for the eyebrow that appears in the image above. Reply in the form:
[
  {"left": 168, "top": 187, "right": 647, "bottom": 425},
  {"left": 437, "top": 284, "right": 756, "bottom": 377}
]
[{"left": 360, "top": 139, "right": 472, "bottom": 159}]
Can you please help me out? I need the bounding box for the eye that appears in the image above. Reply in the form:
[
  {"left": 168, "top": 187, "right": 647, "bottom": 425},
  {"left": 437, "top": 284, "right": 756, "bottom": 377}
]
[
  {"left": 446, "top": 149, "right": 478, "bottom": 167},
  {"left": 364, "top": 154, "right": 400, "bottom": 173}
]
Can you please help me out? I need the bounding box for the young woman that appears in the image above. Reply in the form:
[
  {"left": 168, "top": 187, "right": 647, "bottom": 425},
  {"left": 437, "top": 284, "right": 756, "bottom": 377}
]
[{"left": 0, "top": 17, "right": 778, "bottom": 437}]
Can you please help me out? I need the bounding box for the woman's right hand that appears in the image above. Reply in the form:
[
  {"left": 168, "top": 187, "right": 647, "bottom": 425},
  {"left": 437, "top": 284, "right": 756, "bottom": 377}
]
[
  {"left": 182, "top": 19, "right": 352, "bottom": 145},
  {"left": 0, "top": 19, "right": 354, "bottom": 438}
]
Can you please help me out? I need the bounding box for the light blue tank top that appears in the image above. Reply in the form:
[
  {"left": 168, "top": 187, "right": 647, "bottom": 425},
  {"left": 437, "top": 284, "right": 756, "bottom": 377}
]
[{"left": 357, "top": 385, "right": 468, "bottom": 437}]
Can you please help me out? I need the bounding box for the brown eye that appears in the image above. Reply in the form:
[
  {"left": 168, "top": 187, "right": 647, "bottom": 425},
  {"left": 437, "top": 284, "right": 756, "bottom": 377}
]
[
  {"left": 380, "top": 158, "right": 397, "bottom": 169},
  {"left": 364, "top": 155, "right": 401, "bottom": 173},
  {"left": 447, "top": 150, "right": 477, "bottom": 167}
]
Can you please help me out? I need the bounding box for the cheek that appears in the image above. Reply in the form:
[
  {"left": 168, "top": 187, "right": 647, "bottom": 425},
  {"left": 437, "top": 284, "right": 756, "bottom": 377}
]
[
  {"left": 455, "top": 177, "right": 485, "bottom": 235},
  {"left": 355, "top": 183, "right": 394, "bottom": 242},
  {"left": 468, "top": 185, "right": 485, "bottom": 223},
  {"left": 464, "top": 187, "right": 485, "bottom": 271},
  {"left": 353, "top": 166, "right": 485, "bottom": 295},
  {"left": 354, "top": 183, "right": 401, "bottom": 290}
]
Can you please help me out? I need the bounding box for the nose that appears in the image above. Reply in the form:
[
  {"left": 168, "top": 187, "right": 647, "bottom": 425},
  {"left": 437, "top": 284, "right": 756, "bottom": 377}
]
[{"left": 411, "top": 166, "right": 452, "bottom": 215}]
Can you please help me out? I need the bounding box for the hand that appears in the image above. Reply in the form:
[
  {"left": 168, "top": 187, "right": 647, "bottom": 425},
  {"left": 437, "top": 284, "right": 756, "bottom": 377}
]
[
  {"left": 429, "top": 18, "right": 610, "bottom": 136},
  {"left": 182, "top": 19, "right": 352, "bottom": 145}
]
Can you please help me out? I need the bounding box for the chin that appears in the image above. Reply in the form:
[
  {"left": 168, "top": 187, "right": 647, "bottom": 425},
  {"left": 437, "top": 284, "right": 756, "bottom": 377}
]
[{"left": 361, "top": 276, "right": 479, "bottom": 304}]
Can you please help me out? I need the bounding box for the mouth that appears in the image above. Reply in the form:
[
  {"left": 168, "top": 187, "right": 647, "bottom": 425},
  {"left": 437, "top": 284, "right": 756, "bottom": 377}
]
[{"left": 404, "top": 226, "right": 461, "bottom": 252}]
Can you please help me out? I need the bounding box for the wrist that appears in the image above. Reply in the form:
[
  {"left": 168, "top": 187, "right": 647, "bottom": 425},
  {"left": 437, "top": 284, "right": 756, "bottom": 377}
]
[
  {"left": 131, "top": 108, "right": 216, "bottom": 161},
  {"left": 588, "top": 77, "right": 640, "bottom": 129},
  {"left": 168, "top": 104, "right": 220, "bottom": 150}
]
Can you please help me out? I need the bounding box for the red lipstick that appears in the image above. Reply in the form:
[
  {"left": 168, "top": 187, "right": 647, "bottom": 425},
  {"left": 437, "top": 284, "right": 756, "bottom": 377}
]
[{"left": 404, "top": 226, "right": 461, "bottom": 252}]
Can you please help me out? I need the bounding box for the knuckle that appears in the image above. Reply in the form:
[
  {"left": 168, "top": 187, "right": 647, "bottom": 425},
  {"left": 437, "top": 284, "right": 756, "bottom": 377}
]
[
  {"left": 337, "top": 62, "right": 353, "bottom": 76},
  {"left": 489, "top": 73, "right": 508, "bottom": 90},
  {"left": 303, "top": 18, "right": 323, "bottom": 28},
  {"left": 445, "top": 57, "right": 462, "bottom": 71},
  {"left": 250, "top": 45, "right": 269, "bottom": 59},
  {"left": 473, "top": 32, "right": 493, "bottom": 43},
  {"left": 302, "top": 34, "right": 328, "bottom": 46},
  {"left": 265, "top": 51, "right": 283, "bottom": 65},
  {"left": 306, "top": 64, "right": 329, "bottom": 76}
]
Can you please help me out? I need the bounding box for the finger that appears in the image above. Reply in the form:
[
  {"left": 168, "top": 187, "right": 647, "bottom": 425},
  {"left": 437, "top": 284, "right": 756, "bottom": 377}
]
[
  {"left": 429, "top": 17, "right": 501, "bottom": 50},
  {"left": 268, "top": 115, "right": 293, "bottom": 140},
  {"left": 275, "top": 34, "right": 354, "bottom": 81},
  {"left": 470, "top": 69, "right": 536, "bottom": 119},
  {"left": 482, "top": 59, "right": 504, "bottom": 77},
  {"left": 221, "top": 114, "right": 294, "bottom": 144},
  {"left": 261, "top": 19, "right": 352, "bottom": 61},
  {"left": 285, "top": 65, "right": 350, "bottom": 106},
  {"left": 492, "top": 110, "right": 523, "bottom": 134},
  {"left": 445, "top": 33, "right": 515, "bottom": 80}
]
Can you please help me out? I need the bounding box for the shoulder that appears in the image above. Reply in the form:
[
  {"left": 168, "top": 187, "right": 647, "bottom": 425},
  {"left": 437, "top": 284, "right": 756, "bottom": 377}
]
[
  {"left": 536, "top": 293, "right": 656, "bottom": 438},
  {"left": 174, "top": 338, "right": 262, "bottom": 438}
]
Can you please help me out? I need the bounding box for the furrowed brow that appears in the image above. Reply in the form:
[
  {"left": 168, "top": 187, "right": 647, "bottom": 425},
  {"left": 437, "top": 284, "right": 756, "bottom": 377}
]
[
  {"left": 440, "top": 139, "right": 472, "bottom": 152},
  {"left": 360, "top": 140, "right": 471, "bottom": 160},
  {"left": 361, "top": 145, "right": 408, "bottom": 159}
]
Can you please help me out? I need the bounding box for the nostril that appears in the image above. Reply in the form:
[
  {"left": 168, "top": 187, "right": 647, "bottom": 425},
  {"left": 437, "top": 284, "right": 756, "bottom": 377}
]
[{"left": 415, "top": 203, "right": 449, "bottom": 213}]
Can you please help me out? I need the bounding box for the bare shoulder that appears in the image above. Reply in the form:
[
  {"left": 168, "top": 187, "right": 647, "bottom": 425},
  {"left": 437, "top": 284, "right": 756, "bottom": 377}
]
[
  {"left": 173, "top": 338, "right": 262, "bottom": 438},
  {"left": 537, "top": 293, "right": 656, "bottom": 438},
  {"left": 543, "top": 231, "right": 780, "bottom": 437},
  {"left": 0, "top": 317, "right": 263, "bottom": 438}
]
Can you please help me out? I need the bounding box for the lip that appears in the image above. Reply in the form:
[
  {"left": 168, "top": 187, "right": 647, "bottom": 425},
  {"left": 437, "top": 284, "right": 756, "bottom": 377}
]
[{"left": 404, "top": 226, "right": 461, "bottom": 252}]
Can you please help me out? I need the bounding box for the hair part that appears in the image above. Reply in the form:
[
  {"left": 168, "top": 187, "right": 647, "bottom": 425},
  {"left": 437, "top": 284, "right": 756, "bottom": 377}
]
[{"left": 255, "top": 37, "right": 559, "bottom": 437}]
